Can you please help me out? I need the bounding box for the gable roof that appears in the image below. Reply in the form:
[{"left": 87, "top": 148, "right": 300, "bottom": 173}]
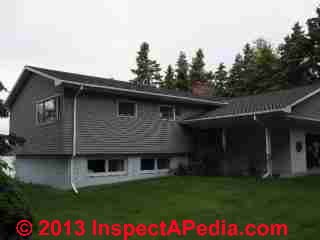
[
  {"left": 5, "top": 66, "right": 228, "bottom": 107},
  {"left": 183, "top": 83, "right": 320, "bottom": 122}
]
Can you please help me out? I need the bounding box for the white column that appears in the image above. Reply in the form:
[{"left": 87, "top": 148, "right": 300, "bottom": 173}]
[
  {"left": 222, "top": 128, "right": 227, "bottom": 152},
  {"left": 265, "top": 127, "right": 272, "bottom": 176}
]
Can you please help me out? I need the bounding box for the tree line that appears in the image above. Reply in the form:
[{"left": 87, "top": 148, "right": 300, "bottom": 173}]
[{"left": 131, "top": 7, "right": 320, "bottom": 97}]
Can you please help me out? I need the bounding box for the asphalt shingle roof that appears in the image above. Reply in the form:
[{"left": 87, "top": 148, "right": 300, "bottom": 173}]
[
  {"left": 186, "top": 83, "right": 320, "bottom": 121},
  {"left": 27, "top": 66, "right": 228, "bottom": 104}
]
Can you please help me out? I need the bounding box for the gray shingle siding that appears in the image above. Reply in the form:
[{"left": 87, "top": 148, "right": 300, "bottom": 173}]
[
  {"left": 75, "top": 91, "right": 205, "bottom": 155},
  {"left": 10, "top": 73, "right": 208, "bottom": 156},
  {"left": 10, "top": 74, "right": 65, "bottom": 155}
]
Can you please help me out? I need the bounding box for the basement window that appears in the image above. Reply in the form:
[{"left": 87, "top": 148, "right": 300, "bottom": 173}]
[
  {"left": 140, "top": 158, "right": 170, "bottom": 172},
  {"left": 36, "top": 96, "right": 60, "bottom": 124},
  {"left": 160, "top": 106, "right": 175, "bottom": 120},
  {"left": 88, "top": 160, "right": 106, "bottom": 173},
  {"left": 118, "top": 101, "right": 137, "bottom": 117},
  {"left": 108, "top": 159, "right": 125, "bottom": 172},
  {"left": 87, "top": 159, "right": 127, "bottom": 175}
]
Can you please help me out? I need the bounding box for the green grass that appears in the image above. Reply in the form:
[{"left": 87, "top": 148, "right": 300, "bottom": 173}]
[{"left": 20, "top": 176, "right": 320, "bottom": 239}]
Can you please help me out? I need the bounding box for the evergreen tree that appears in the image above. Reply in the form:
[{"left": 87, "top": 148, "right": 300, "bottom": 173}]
[
  {"left": 226, "top": 39, "right": 280, "bottom": 96},
  {"left": 175, "top": 51, "right": 190, "bottom": 91},
  {"left": 160, "top": 65, "right": 176, "bottom": 89},
  {"left": 305, "top": 8, "right": 320, "bottom": 82},
  {"left": 227, "top": 54, "right": 244, "bottom": 96},
  {"left": 278, "top": 22, "right": 311, "bottom": 86},
  {"left": 131, "top": 42, "right": 162, "bottom": 85},
  {"left": 213, "top": 63, "right": 228, "bottom": 96},
  {"left": 189, "top": 49, "right": 207, "bottom": 83}
]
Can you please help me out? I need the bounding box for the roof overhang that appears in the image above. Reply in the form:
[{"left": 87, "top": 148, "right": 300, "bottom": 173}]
[
  {"left": 181, "top": 111, "right": 287, "bottom": 129},
  {"left": 5, "top": 66, "right": 228, "bottom": 108}
]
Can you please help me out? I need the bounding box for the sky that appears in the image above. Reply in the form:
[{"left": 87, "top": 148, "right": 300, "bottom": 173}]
[{"left": 0, "top": 0, "right": 319, "bottom": 133}]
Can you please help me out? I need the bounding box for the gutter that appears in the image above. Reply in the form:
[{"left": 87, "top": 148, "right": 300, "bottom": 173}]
[
  {"left": 182, "top": 107, "right": 291, "bottom": 124},
  {"left": 71, "top": 85, "right": 84, "bottom": 194}
]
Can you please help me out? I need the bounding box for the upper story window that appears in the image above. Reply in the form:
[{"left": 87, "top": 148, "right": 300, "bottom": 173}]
[
  {"left": 160, "top": 105, "right": 175, "bottom": 120},
  {"left": 36, "top": 96, "right": 60, "bottom": 125},
  {"left": 118, "top": 101, "right": 137, "bottom": 117}
]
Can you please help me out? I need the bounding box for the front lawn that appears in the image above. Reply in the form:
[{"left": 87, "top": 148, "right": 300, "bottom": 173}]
[{"left": 21, "top": 176, "right": 320, "bottom": 239}]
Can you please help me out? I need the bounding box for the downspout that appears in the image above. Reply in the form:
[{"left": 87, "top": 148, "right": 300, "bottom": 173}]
[
  {"left": 253, "top": 113, "right": 272, "bottom": 179},
  {"left": 71, "top": 85, "right": 84, "bottom": 193}
]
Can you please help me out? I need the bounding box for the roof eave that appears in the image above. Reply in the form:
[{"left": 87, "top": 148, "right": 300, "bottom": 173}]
[
  {"left": 181, "top": 108, "right": 287, "bottom": 124},
  {"left": 25, "top": 66, "right": 228, "bottom": 106}
]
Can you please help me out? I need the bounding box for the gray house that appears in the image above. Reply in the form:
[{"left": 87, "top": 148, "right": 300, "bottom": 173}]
[{"left": 6, "top": 66, "right": 320, "bottom": 190}]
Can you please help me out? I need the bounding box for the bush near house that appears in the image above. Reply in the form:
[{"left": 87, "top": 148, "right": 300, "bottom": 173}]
[{"left": 0, "top": 159, "right": 33, "bottom": 239}]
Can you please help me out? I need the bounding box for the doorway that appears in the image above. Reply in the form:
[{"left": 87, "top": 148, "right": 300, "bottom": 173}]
[{"left": 306, "top": 134, "right": 320, "bottom": 169}]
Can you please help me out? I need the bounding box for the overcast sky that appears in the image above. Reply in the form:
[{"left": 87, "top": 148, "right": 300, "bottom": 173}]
[{"left": 0, "top": 1, "right": 319, "bottom": 133}]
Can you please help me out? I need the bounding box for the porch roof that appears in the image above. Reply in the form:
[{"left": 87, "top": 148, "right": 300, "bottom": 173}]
[{"left": 183, "top": 83, "right": 320, "bottom": 124}]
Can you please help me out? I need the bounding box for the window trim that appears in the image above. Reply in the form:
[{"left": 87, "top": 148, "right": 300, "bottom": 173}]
[
  {"left": 159, "top": 105, "right": 176, "bottom": 121},
  {"left": 140, "top": 157, "right": 171, "bottom": 174},
  {"left": 35, "top": 95, "right": 61, "bottom": 126},
  {"left": 87, "top": 159, "right": 128, "bottom": 177},
  {"left": 117, "top": 100, "right": 138, "bottom": 118}
]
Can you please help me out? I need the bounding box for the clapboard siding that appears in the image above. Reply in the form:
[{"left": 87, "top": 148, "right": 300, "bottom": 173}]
[
  {"left": 75, "top": 91, "right": 205, "bottom": 155},
  {"left": 10, "top": 74, "right": 64, "bottom": 155}
]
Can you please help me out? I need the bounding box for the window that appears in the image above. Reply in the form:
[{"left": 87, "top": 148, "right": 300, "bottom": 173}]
[
  {"left": 160, "top": 106, "right": 175, "bottom": 120},
  {"left": 36, "top": 96, "right": 60, "bottom": 124},
  {"left": 87, "top": 159, "right": 127, "bottom": 175},
  {"left": 108, "top": 159, "right": 125, "bottom": 172},
  {"left": 118, "top": 101, "right": 137, "bottom": 117},
  {"left": 88, "top": 160, "right": 106, "bottom": 173},
  {"left": 141, "top": 158, "right": 155, "bottom": 171},
  {"left": 157, "top": 158, "right": 170, "bottom": 169},
  {"left": 140, "top": 158, "right": 170, "bottom": 172}
]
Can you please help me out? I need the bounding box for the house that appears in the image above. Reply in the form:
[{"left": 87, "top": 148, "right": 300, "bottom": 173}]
[{"left": 5, "top": 66, "right": 320, "bottom": 189}]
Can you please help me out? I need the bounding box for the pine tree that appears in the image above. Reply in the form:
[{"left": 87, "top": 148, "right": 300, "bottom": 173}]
[
  {"left": 227, "top": 54, "right": 244, "bottom": 97},
  {"left": 160, "top": 65, "right": 176, "bottom": 89},
  {"left": 278, "top": 22, "right": 311, "bottom": 86},
  {"left": 213, "top": 63, "right": 228, "bottom": 96},
  {"left": 306, "top": 8, "right": 320, "bottom": 82},
  {"left": 226, "top": 39, "right": 280, "bottom": 96},
  {"left": 131, "top": 42, "right": 162, "bottom": 85},
  {"left": 175, "top": 51, "right": 190, "bottom": 91},
  {"left": 189, "top": 49, "right": 207, "bottom": 83}
]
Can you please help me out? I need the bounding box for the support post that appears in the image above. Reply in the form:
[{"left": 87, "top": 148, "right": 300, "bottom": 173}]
[
  {"left": 265, "top": 127, "right": 272, "bottom": 177},
  {"left": 222, "top": 128, "right": 227, "bottom": 152}
]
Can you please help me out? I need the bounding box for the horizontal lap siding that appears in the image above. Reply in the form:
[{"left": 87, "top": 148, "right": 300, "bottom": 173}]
[
  {"left": 10, "top": 74, "right": 64, "bottom": 155},
  {"left": 76, "top": 92, "right": 199, "bottom": 154}
]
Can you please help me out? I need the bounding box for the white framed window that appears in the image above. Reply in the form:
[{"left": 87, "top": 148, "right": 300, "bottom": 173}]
[
  {"left": 87, "top": 159, "right": 127, "bottom": 176},
  {"left": 36, "top": 96, "right": 60, "bottom": 125},
  {"left": 140, "top": 157, "right": 170, "bottom": 173},
  {"left": 118, "top": 101, "right": 137, "bottom": 117},
  {"left": 160, "top": 105, "right": 175, "bottom": 120}
]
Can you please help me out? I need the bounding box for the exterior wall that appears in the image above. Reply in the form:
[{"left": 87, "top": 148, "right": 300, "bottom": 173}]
[
  {"left": 271, "top": 128, "right": 291, "bottom": 176},
  {"left": 290, "top": 128, "right": 307, "bottom": 174},
  {"left": 67, "top": 91, "right": 207, "bottom": 155},
  {"left": 15, "top": 156, "right": 70, "bottom": 189},
  {"left": 72, "top": 155, "right": 189, "bottom": 188},
  {"left": 10, "top": 74, "right": 65, "bottom": 155}
]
